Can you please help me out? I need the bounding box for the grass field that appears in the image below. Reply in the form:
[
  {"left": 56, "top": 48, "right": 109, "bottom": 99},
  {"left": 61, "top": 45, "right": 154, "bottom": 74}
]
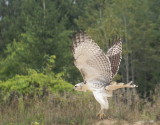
[{"left": 0, "top": 87, "right": 160, "bottom": 125}]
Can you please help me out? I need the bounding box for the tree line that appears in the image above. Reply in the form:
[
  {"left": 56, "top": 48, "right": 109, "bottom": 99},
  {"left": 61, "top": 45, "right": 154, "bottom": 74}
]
[{"left": 0, "top": 0, "right": 159, "bottom": 96}]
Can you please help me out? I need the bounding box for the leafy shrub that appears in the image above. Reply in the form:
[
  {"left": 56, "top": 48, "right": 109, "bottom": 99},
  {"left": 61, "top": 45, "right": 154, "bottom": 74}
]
[{"left": 0, "top": 69, "right": 73, "bottom": 102}]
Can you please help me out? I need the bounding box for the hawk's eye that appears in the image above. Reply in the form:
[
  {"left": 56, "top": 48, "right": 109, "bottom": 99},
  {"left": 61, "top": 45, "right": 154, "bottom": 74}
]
[{"left": 75, "top": 85, "right": 78, "bottom": 87}]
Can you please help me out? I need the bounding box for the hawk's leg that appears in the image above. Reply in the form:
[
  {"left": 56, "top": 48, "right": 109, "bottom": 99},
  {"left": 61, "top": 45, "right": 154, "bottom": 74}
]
[
  {"left": 96, "top": 101, "right": 109, "bottom": 120},
  {"left": 93, "top": 91, "right": 109, "bottom": 120}
]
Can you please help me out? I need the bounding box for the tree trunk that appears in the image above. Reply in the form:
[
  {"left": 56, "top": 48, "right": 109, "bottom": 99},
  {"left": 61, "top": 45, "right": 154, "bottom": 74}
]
[{"left": 123, "top": 17, "right": 129, "bottom": 83}]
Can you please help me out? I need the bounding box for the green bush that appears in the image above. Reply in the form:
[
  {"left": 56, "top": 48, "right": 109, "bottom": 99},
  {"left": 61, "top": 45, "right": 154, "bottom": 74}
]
[{"left": 0, "top": 69, "right": 73, "bottom": 102}]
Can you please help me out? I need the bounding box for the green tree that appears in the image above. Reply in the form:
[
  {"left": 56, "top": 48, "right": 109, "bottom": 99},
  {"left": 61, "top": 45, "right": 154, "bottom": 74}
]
[{"left": 0, "top": 0, "right": 73, "bottom": 81}]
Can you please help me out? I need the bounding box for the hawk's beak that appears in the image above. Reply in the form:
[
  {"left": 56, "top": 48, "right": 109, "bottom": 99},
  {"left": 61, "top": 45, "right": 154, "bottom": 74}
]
[
  {"left": 73, "top": 85, "right": 78, "bottom": 90},
  {"left": 73, "top": 86, "right": 76, "bottom": 90},
  {"left": 74, "top": 85, "right": 82, "bottom": 91}
]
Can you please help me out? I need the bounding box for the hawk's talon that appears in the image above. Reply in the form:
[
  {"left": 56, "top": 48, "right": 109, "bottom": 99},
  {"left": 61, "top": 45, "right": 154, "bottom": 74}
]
[
  {"left": 97, "top": 112, "right": 106, "bottom": 120},
  {"left": 97, "top": 110, "right": 106, "bottom": 120}
]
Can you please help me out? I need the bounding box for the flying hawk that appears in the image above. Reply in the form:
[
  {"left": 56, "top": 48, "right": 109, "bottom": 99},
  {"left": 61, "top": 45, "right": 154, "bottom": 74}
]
[{"left": 72, "top": 31, "right": 137, "bottom": 119}]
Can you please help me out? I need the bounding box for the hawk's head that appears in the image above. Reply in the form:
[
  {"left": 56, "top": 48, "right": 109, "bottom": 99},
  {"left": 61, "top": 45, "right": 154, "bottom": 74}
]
[{"left": 74, "top": 82, "right": 89, "bottom": 92}]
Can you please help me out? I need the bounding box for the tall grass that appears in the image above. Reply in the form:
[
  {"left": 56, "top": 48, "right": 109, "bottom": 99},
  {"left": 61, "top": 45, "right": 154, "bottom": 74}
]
[{"left": 0, "top": 86, "right": 160, "bottom": 125}]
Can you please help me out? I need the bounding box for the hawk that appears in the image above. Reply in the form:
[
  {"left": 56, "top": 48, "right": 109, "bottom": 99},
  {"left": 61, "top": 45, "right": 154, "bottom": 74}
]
[{"left": 72, "top": 31, "right": 137, "bottom": 119}]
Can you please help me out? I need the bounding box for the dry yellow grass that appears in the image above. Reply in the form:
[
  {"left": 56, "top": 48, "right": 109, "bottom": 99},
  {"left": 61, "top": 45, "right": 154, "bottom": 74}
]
[{"left": 0, "top": 86, "right": 160, "bottom": 125}]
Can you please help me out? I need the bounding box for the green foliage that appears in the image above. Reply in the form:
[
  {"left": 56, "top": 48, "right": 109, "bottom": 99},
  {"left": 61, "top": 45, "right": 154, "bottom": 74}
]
[
  {"left": 0, "top": 69, "right": 73, "bottom": 102},
  {"left": 0, "top": 41, "right": 29, "bottom": 79},
  {"left": 0, "top": 0, "right": 77, "bottom": 83},
  {"left": 0, "top": 0, "right": 160, "bottom": 95}
]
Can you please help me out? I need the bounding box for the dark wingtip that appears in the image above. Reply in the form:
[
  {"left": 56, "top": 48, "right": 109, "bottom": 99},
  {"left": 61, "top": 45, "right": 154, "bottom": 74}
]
[
  {"left": 113, "top": 35, "right": 121, "bottom": 44},
  {"left": 71, "top": 30, "right": 88, "bottom": 52},
  {"left": 108, "top": 35, "right": 122, "bottom": 48},
  {"left": 72, "top": 30, "right": 86, "bottom": 39}
]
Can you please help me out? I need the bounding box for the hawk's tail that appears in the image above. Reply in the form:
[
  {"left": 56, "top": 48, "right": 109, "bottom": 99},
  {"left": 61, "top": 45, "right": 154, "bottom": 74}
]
[{"left": 105, "top": 81, "right": 138, "bottom": 91}]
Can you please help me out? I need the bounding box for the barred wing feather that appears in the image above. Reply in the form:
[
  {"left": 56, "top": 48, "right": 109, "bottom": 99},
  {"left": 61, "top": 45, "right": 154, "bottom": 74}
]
[
  {"left": 106, "top": 39, "right": 122, "bottom": 78},
  {"left": 72, "top": 32, "right": 112, "bottom": 83}
]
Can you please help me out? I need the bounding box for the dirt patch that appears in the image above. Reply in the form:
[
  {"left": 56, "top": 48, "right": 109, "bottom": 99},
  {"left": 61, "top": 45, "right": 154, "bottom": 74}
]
[
  {"left": 95, "top": 119, "right": 128, "bottom": 125},
  {"left": 94, "top": 119, "right": 160, "bottom": 125}
]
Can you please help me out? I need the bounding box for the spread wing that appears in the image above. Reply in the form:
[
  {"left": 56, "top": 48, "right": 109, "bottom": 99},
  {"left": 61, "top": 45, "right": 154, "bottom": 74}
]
[
  {"left": 72, "top": 32, "right": 112, "bottom": 83},
  {"left": 106, "top": 38, "right": 122, "bottom": 78}
]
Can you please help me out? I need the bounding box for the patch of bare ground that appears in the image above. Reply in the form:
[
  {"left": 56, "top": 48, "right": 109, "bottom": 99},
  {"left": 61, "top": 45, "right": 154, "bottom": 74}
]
[{"left": 95, "top": 119, "right": 160, "bottom": 125}]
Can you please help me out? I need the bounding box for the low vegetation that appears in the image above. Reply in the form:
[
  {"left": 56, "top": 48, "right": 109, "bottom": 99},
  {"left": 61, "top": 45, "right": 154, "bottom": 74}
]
[{"left": 0, "top": 86, "right": 160, "bottom": 125}]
